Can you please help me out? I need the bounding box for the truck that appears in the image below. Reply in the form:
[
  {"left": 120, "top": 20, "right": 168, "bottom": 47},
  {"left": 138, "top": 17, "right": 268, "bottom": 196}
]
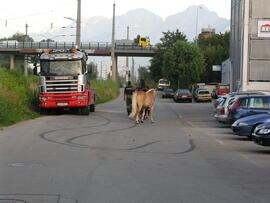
[
  {"left": 35, "top": 48, "right": 96, "bottom": 115},
  {"left": 158, "top": 79, "right": 170, "bottom": 90},
  {"left": 211, "top": 83, "right": 230, "bottom": 99},
  {"left": 115, "top": 35, "right": 150, "bottom": 48}
]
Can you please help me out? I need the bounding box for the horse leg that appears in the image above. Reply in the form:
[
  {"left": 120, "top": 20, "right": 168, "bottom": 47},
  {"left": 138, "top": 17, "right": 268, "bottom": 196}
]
[
  {"left": 141, "top": 108, "right": 146, "bottom": 123},
  {"left": 136, "top": 105, "right": 142, "bottom": 124},
  {"left": 149, "top": 106, "right": 155, "bottom": 123}
]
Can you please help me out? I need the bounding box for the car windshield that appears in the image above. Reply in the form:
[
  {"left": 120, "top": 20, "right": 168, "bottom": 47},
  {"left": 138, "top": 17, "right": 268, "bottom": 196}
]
[
  {"left": 159, "top": 79, "right": 169, "bottom": 84},
  {"left": 40, "top": 60, "right": 82, "bottom": 76},
  {"left": 178, "top": 89, "right": 191, "bottom": 94},
  {"left": 164, "top": 89, "right": 174, "bottom": 93}
]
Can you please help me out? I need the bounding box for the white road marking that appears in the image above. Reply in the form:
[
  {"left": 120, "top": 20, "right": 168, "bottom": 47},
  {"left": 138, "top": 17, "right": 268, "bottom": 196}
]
[
  {"left": 239, "top": 153, "right": 264, "bottom": 167},
  {"left": 216, "top": 139, "right": 225, "bottom": 145}
]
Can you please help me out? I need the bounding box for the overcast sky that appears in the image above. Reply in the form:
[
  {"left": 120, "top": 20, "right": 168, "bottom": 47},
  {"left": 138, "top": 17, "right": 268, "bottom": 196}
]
[{"left": 0, "top": 0, "right": 231, "bottom": 38}]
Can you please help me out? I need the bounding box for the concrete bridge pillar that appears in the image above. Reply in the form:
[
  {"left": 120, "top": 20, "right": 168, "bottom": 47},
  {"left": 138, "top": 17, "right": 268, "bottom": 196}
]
[
  {"left": 24, "top": 55, "right": 28, "bottom": 75},
  {"left": 111, "top": 55, "right": 118, "bottom": 81},
  {"left": 9, "top": 55, "right": 15, "bottom": 70}
]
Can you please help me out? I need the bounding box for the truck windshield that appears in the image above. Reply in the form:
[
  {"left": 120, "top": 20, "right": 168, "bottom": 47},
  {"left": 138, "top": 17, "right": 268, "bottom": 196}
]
[
  {"left": 159, "top": 80, "right": 169, "bottom": 85},
  {"left": 40, "top": 60, "right": 82, "bottom": 76}
]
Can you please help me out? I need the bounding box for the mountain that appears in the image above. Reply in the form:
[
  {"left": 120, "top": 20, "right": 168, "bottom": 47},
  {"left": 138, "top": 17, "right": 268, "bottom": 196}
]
[
  {"left": 165, "top": 5, "right": 230, "bottom": 40},
  {"left": 33, "top": 5, "right": 230, "bottom": 43}
]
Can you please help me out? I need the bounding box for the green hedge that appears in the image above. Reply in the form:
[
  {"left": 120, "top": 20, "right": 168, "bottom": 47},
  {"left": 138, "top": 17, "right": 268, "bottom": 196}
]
[
  {"left": 0, "top": 68, "right": 39, "bottom": 126},
  {"left": 91, "top": 80, "right": 119, "bottom": 104}
]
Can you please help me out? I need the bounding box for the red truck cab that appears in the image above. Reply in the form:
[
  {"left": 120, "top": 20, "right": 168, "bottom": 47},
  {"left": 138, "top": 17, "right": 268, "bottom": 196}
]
[{"left": 36, "top": 48, "right": 95, "bottom": 115}]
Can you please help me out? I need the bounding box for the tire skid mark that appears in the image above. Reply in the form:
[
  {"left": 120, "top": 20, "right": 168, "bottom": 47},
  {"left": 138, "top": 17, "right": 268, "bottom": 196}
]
[
  {"left": 39, "top": 108, "right": 196, "bottom": 155},
  {"left": 0, "top": 199, "right": 27, "bottom": 203},
  {"left": 66, "top": 123, "right": 137, "bottom": 145},
  {"left": 39, "top": 114, "right": 111, "bottom": 148},
  {"left": 166, "top": 105, "right": 197, "bottom": 154}
]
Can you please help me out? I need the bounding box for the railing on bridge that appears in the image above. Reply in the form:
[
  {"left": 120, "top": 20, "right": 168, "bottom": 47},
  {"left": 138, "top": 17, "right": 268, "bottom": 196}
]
[{"left": 0, "top": 41, "right": 156, "bottom": 51}]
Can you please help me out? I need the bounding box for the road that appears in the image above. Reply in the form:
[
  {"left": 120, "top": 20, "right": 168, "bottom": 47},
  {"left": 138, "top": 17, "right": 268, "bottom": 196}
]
[{"left": 1, "top": 91, "right": 270, "bottom": 203}]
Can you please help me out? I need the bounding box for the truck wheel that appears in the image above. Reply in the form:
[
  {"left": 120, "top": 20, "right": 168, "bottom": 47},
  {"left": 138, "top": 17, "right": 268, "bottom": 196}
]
[
  {"left": 90, "top": 104, "right": 95, "bottom": 112},
  {"left": 80, "top": 106, "right": 90, "bottom": 115},
  {"left": 40, "top": 107, "right": 48, "bottom": 115}
]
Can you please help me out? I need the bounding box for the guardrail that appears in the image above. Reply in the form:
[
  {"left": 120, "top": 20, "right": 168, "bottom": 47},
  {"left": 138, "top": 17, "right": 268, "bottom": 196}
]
[{"left": 0, "top": 41, "right": 156, "bottom": 51}]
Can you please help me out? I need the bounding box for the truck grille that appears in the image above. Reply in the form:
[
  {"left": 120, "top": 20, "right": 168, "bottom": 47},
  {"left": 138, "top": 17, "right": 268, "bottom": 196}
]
[{"left": 45, "top": 76, "right": 79, "bottom": 93}]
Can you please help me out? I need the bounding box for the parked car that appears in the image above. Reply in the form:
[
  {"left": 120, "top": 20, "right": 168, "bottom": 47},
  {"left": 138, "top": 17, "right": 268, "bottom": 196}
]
[
  {"left": 194, "top": 89, "right": 211, "bottom": 102},
  {"left": 174, "top": 89, "right": 192, "bottom": 103},
  {"left": 161, "top": 88, "right": 174, "bottom": 98},
  {"left": 231, "top": 114, "right": 270, "bottom": 139},
  {"left": 252, "top": 122, "right": 270, "bottom": 146},
  {"left": 227, "top": 95, "right": 270, "bottom": 124},
  {"left": 214, "top": 91, "right": 265, "bottom": 123},
  {"left": 213, "top": 96, "right": 226, "bottom": 111}
]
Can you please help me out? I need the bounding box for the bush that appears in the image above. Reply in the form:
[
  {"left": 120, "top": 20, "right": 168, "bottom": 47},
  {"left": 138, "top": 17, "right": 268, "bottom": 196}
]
[
  {"left": 0, "top": 68, "right": 39, "bottom": 126},
  {"left": 91, "top": 80, "right": 119, "bottom": 104}
]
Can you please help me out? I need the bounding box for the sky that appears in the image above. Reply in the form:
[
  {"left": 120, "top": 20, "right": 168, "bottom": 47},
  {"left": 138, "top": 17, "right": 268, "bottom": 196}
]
[{"left": 0, "top": 0, "right": 231, "bottom": 38}]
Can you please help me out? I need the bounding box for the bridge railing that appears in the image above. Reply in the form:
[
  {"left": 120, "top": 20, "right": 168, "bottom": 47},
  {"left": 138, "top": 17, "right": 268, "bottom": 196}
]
[{"left": 0, "top": 41, "right": 156, "bottom": 51}]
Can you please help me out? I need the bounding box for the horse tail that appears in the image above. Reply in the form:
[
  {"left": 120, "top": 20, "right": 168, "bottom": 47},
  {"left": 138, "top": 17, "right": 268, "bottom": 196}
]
[{"left": 129, "top": 91, "right": 137, "bottom": 117}]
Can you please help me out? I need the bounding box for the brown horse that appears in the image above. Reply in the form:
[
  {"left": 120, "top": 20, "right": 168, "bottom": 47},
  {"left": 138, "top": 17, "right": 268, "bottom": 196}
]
[{"left": 129, "top": 89, "right": 157, "bottom": 123}]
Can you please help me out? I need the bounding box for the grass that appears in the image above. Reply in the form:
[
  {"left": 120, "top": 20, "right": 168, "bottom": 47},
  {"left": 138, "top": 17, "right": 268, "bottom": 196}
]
[
  {"left": 0, "top": 68, "right": 39, "bottom": 127},
  {"left": 0, "top": 69, "right": 119, "bottom": 127},
  {"left": 91, "top": 80, "right": 119, "bottom": 104}
]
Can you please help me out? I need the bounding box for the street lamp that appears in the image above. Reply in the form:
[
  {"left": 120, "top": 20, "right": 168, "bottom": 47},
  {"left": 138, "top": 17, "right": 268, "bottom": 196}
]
[
  {"left": 195, "top": 6, "right": 203, "bottom": 38},
  {"left": 63, "top": 0, "right": 81, "bottom": 48}
]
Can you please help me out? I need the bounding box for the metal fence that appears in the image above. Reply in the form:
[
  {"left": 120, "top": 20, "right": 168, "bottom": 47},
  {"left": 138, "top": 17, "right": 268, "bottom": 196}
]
[{"left": 0, "top": 41, "right": 156, "bottom": 51}]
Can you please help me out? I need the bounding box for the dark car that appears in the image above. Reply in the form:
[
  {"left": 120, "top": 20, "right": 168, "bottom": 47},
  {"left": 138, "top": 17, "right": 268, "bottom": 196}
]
[
  {"left": 227, "top": 95, "right": 270, "bottom": 124},
  {"left": 161, "top": 88, "right": 174, "bottom": 98},
  {"left": 231, "top": 114, "right": 270, "bottom": 139},
  {"left": 252, "top": 122, "right": 270, "bottom": 146},
  {"left": 174, "top": 89, "right": 192, "bottom": 103}
]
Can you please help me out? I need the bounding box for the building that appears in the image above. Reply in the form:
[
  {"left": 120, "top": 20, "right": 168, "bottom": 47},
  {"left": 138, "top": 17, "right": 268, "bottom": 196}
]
[
  {"left": 199, "top": 28, "right": 216, "bottom": 39},
  {"left": 230, "top": 0, "right": 270, "bottom": 91},
  {"left": 222, "top": 59, "right": 232, "bottom": 86}
]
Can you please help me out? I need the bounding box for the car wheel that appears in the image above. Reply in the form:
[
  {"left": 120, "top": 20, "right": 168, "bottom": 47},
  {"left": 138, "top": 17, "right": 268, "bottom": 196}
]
[{"left": 249, "top": 124, "right": 261, "bottom": 140}]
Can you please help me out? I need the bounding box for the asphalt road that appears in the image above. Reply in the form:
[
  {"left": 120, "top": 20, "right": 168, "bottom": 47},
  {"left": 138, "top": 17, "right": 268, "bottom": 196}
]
[{"left": 1, "top": 91, "right": 270, "bottom": 203}]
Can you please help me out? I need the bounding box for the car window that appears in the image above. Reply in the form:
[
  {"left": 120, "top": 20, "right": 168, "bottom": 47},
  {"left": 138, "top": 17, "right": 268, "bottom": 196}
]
[
  {"left": 238, "top": 98, "right": 248, "bottom": 108},
  {"left": 199, "top": 90, "right": 209, "bottom": 94},
  {"left": 228, "top": 98, "right": 236, "bottom": 106},
  {"left": 249, "top": 97, "right": 269, "bottom": 109}
]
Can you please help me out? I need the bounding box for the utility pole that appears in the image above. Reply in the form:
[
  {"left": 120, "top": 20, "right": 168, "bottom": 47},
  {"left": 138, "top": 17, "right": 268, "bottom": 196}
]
[
  {"left": 195, "top": 6, "right": 202, "bottom": 38},
  {"left": 131, "top": 57, "right": 135, "bottom": 83},
  {"left": 76, "top": 0, "right": 81, "bottom": 48},
  {"left": 126, "top": 25, "right": 130, "bottom": 81},
  {"left": 100, "top": 61, "right": 103, "bottom": 80},
  {"left": 111, "top": 3, "right": 117, "bottom": 81},
  {"left": 25, "top": 23, "right": 28, "bottom": 41},
  {"left": 24, "top": 23, "right": 29, "bottom": 75}
]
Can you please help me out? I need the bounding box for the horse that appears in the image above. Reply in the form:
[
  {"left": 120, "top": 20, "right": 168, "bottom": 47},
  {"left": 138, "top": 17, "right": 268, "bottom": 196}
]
[{"left": 129, "top": 89, "right": 157, "bottom": 124}]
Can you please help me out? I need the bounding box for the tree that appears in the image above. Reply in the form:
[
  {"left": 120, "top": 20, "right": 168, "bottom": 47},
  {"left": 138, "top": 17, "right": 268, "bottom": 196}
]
[
  {"left": 159, "top": 29, "right": 187, "bottom": 49},
  {"left": 149, "top": 30, "right": 187, "bottom": 82},
  {"left": 9, "top": 32, "right": 34, "bottom": 42},
  {"left": 162, "top": 41, "right": 206, "bottom": 89},
  {"left": 40, "top": 39, "right": 55, "bottom": 42},
  {"left": 138, "top": 66, "right": 150, "bottom": 81},
  {"left": 197, "top": 32, "right": 230, "bottom": 83}
]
